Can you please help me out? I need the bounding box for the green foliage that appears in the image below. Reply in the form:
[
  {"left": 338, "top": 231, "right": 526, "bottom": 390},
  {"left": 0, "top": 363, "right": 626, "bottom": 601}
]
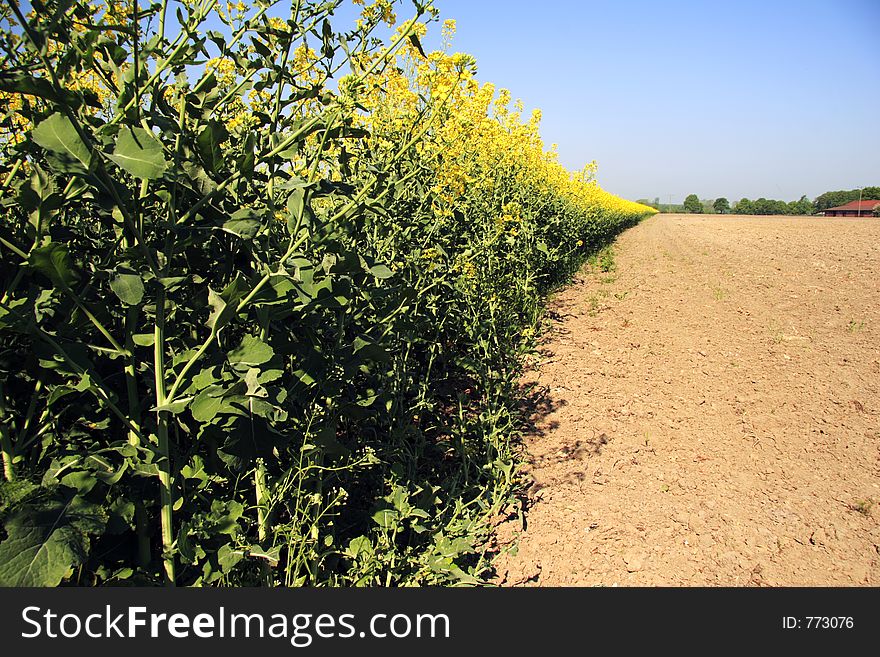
[
  {"left": 0, "top": 491, "right": 107, "bottom": 586},
  {"left": 789, "top": 195, "right": 813, "bottom": 216},
  {"left": 0, "top": 0, "right": 650, "bottom": 587},
  {"left": 814, "top": 187, "right": 880, "bottom": 212},
  {"left": 683, "top": 194, "right": 702, "bottom": 213},
  {"left": 713, "top": 197, "right": 729, "bottom": 214},
  {"left": 731, "top": 196, "right": 812, "bottom": 216},
  {"left": 732, "top": 198, "right": 754, "bottom": 214}
]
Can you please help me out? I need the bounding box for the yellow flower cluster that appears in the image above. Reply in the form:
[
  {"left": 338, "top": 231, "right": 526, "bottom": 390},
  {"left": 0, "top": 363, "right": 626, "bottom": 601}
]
[
  {"left": 351, "top": 17, "right": 655, "bottom": 241},
  {"left": 0, "top": 2, "right": 123, "bottom": 147}
]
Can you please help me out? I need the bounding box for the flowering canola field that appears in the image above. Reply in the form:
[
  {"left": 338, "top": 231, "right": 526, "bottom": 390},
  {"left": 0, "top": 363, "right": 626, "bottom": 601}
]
[{"left": 0, "top": 0, "right": 655, "bottom": 586}]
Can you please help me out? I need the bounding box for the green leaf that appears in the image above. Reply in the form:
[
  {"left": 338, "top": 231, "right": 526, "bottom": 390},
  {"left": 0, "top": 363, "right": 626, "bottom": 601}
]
[
  {"left": 222, "top": 208, "right": 262, "bottom": 240},
  {"left": 408, "top": 33, "right": 428, "bottom": 59},
  {"left": 353, "top": 335, "right": 391, "bottom": 363},
  {"left": 196, "top": 120, "right": 229, "bottom": 174},
  {"left": 210, "top": 500, "right": 244, "bottom": 535},
  {"left": 190, "top": 388, "right": 229, "bottom": 423},
  {"left": 227, "top": 335, "right": 274, "bottom": 368},
  {"left": 0, "top": 496, "right": 106, "bottom": 586},
  {"left": 243, "top": 368, "right": 268, "bottom": 398},
  {"left": 108, "top": 126, "right": 168, "bottom": 180},
  {"left": 0, "top": 74, "right": 82, "bottom": 108},
  {"left": 314, "top": 423, "right": 350, "bottom": 457},
  {"left": 60, "top": 470, "right": 98, "bottom": 495},
  {"left": 371, "top": 508, "right": 399, "bottom": 529},
  {"left": 132, "top": 333, "right": 155, "bottom": 347},
  {"left": 368, "top": 264, "right": 393, "bottom": 279},
  {"left": 152, "top": 397, "right": 192, "bottom": 414},
  {"left": 109, "top": 272, "right": 145, "bottom": 305},
  {"left": 28, "top": 242, "right": 79, "bottom": 288},
  {"left": 346, "top": 535, "right": 373, "bottom": 559},
  {"left": 246, "top": 545, "right": 281, "bottom": 565},
  {"left": 217, "top": 543, "right": 243, "bottom": 572},
  {"left": 32, "top": 113, "right": 92, "bottom": 173},
  {"left": 206, "top": 276, "right": 247, "bottom": 333}
]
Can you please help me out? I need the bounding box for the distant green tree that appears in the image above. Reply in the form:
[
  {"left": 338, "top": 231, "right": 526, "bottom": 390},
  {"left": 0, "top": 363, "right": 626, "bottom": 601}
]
[
  {"left": 791, "top": 195, "right": 812, "bottom": 215},
  {"left": 754, "top": 198, "right": 788, "bottom": 215},
  {"left": 814, "top": 191, "right": 849, "bottom": 211},
  {"left": 733, "top": 198, "right": 754, "bottom": 214},
  {"left": 683, "top": 194, "right": 702, "bottom": 213},
  {"left": 814, "top": 187, "right": 880, "bottom": 212},
  {"left": 713, "top": 197, "right": 730, "bottom": 214}
]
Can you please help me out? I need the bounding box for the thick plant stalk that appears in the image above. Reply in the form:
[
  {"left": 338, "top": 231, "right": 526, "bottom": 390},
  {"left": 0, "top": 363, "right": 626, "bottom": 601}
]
[
  {"left": 0, "top": 419, "right": 13, "bottom": 482},
  {"left": 254, "top": 459, "right": 270, "bottom": 544},
  {"left": 153, "top": 287, "right": 176, "bottom": 584},
  {"left": 0, "top": 428, "right": 12, "bottom": 481},
  {"left": 0, "top": 381, "right": 15, "bottom": 481},
  {"left": 254, "top": 458, "right": 271, "bottom": 584},
  {"left": 124, "top": 305, "right": 151, "bottom": 568}
]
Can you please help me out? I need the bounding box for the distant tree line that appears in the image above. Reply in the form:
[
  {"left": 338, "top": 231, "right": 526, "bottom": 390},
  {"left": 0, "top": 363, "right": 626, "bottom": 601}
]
[
  {"left": 731, "top": 196, "right": 813, "bottom": 215},
  {"left": 636, "top": 186, "right": 880, "bottom": 215},
  {"left": 813, "top": 187, "right": 880, "bottom": 211}
]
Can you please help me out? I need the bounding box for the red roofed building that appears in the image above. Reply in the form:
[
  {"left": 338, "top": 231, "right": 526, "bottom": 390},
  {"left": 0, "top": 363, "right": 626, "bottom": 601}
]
[{"left": 821, "top": 200, "right": 880, "bottom": 217}]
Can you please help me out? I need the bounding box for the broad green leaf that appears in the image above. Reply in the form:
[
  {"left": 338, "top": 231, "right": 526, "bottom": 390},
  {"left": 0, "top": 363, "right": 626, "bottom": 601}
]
[
  {"left": 108, "top": 126, "right": 168, "bottom": 180},
  {"left": 152, "top": 397, "right": 192, "bottom": 414},
  {"left": 217, "top": 543, "right": 243, "bottom": 572},
  {"left": 190, "top": 389, "right": 227, "bottom": 423},
  {"left": 246, "top": 545, "right": 281, "bottom": 565},
  {"left": 206, "top": 276, "right": 247, "bottom": 332},
  {"left": 353, "top": 335, "right": 391, "bottom": 363},
  {"left": 243, "top": 368, "right": 268, "bottom": 398},
  {"left": 371, "top": 508, "right": 399, "bottom": 529},
  {"left": 210, "top": 500, "right": 244, "bottom": 535},
  {"left": 0, "top": 74, "right": 82, "bottom": 108},
  {"left": 60, "top": 470, "right": 98, "bottom": 495},
  {"left": 368, "top": 264, "right": 393, "bottom": 279},
  {"left": 222, "top": 208, "right": 262, "bottom": 240},
  {"left": 227, "top": 335, "right": 274, "bottom": 368},
  {"left": 28, "top": 242, "right": 78, "bottom": 288},
  {"left": 109, "top": 272, "right": 145, "bottom": 306},
  {"left": 0, "top": 496, "right": 106, "bottom": 586},
  {"left": 222, "top": 219, "right": 261, "bottom": 240},
  {"left": 206, "top": 287, "right": 231, "bottom": 333},
  {"left": 196, "top": 120, "right": 229, "bottom": 174},
  {"left": 132, "top": 333, "right": 155, "bottom": 347},
  {"left": 32, "top": 113, "right": 92, "bottom": 173},
  {"left": 346, "top": 535, "right": 373, "bottom": 559}
]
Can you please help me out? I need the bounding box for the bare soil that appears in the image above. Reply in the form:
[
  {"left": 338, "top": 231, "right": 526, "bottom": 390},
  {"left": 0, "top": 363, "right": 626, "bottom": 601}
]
[{"left": 495, "top": 214, "right": 880, "bottom": 586}]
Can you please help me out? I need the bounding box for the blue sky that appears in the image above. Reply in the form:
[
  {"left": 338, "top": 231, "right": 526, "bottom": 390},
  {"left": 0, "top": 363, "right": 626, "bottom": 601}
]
[{"left": 415, "top": 0, "right": 880, "bottom": 203}]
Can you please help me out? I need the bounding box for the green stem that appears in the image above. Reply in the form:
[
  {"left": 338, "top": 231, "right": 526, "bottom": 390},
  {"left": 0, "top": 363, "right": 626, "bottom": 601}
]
[
  {"left": 254, "top": 456, "right": 271, "bottom": 584},
  {"left": 124, "top": 304, "right": 150, "bottom": 567},
  {"left": 0, "top": 158, "right": 23, "bottom": 192},
  {"left": 153, "top": 286, "right": 176, "bottom": 585},
  {"left": 65, "top": 286, "right": 127, "bottom": 355},
  {"left": 165, "top": 227, "right": 309, "bottom": 403},
  {"left": 254, "top": 458, "right": 269, "bottom": 544},
  {"left": 0, "top": 382, "right": 14, "bottom": 481},
  {"left": 0, "top": 236, "right": 27, "bottom": 260}
]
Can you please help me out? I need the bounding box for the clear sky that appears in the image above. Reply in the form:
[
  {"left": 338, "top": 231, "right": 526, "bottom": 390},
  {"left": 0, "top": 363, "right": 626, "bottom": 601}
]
[{"left": 418, "top": 0, "right": 880, "bottom": 203}]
